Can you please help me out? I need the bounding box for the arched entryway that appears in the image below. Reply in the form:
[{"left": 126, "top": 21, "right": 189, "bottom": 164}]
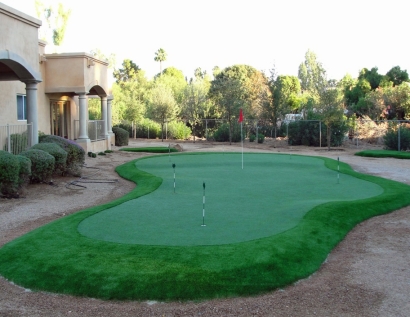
[{"left": 0, "top": 50, "right": 42, "bottom": 146}]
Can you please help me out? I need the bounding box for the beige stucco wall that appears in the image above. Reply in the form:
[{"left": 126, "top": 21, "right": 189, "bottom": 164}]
[
  {"left": 0, "top": 2, "right": 41, "bottom": 77},
  {"left": 1, "top": 3, "right": 112, "bottom": 152},
  {"left": 0, "top": 2, "right": 42, "bottom": 126},
  {"left": 44, "top": 53, "right": 109, "bottom": 95}
]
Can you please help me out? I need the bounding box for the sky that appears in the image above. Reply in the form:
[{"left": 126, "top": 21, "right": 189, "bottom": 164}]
[{"left": 3, "top": 0, "right": 410, "bottom": 81}]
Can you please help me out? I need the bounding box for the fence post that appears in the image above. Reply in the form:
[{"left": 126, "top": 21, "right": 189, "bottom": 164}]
[
  {"left": 319, "top": 121, "right": 322, "bottom": 148},
  {"left": 398, "top": 122, "right": 401, "bottom": 151},
  {"left": 205, "top": 119, "right": 208, "bottom": 141},
  {"left": 7, "top": 124, "right": 11, "bottom": 153}
]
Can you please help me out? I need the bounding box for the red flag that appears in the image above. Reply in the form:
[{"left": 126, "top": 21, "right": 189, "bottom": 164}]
[{"left": 238, "top": 108, "right": 243, "bottom": 123}]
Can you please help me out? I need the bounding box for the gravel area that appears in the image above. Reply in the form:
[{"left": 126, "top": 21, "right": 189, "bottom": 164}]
[{"left": 0, "top": 139, "right": 409, "bottom": 317}]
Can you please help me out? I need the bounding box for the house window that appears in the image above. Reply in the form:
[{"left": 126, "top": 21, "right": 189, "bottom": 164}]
[{"left": 17, "top": 95, "right": 27, "bottom": 120}]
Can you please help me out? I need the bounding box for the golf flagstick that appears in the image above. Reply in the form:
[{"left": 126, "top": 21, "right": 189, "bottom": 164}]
[
  {"left": 238, "top": 108, "right": 244, "bottom": 169},
  {"left": 202, "top": 182, "right": 206, "bottom": 226},
  {"left": 337, "top": 157, "right": 340, "bottom": 184}
]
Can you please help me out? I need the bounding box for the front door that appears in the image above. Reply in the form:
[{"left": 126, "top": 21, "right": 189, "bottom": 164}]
[{"left": 50, "top": 100, "right": 70, "bottom": 138}]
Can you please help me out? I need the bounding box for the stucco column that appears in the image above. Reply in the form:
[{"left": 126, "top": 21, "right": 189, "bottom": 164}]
[
  {"left": 77, "top": 93, "right": 89, "bottom": 140},
  {"left": 100, "top": 96, "right": 108, "bottom": 139},
  {"left": 25, "top": 81, "right": 40, "bottom": 146},
  {"left": 107, "top": 96, "right": 113, "bottom": 134}
]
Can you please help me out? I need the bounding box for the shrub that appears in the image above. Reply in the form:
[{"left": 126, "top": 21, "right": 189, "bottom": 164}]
[
  {"left": 16, "top": 154, "right": 31, "bottom": 187},
  {"left": 383, "top": 125, "right": 410, "bottom": 151},
  {"left": 214, "top": 122, "right": 244, "bottom": 142},
  {"left": 20, "top": 149, "right": 55, "bottom": 183},
  {"left": 31, "top": 143, "right": 68, "bottom": 175},
  {"left": 249, "top": 134, "right": 256, "bottom": 142},
  {"left": 133, "top": 119, "right": 161, "bottom": 139},
  {"left": 286, "top": 120, "right": 348, "bottom": 147},
  {"left": 0, "top": 151, "right": 20, "bottom": 197},
  {"left": 98, "top": 152, "right": 106, "bottom": 156},
  {"left": 39, "top": 135, "right": 85, "bottom": 176},
  {"left": 257, "top": 133, "right": 265, "bottom": 144},
  {"left": 115, "top": 121, "right": 133, "bottom": 137},
  {"left": 112, "top": 127, "right": 129, "bottom": 146},
  {"left": 167, "top": 121, "right": 192, "bottom": 140}
]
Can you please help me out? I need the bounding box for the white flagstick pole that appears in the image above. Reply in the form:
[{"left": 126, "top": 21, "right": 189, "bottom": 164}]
[
  {"left": 202, "top": 182, "right": 206, "bottom": 226},
  {"left": 337, "top": 157, "right": 340, "bottom": 184},
  {"left": 241, "top": 121, "right": 243, "bottom": 169}
]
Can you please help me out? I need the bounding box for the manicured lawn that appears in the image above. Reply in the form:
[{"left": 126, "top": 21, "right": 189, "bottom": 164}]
[
  {"left": 0, "top": 153, "right": 409, "bottom": 301},
  {"left": 355, "top": 149, "right": 410, "bottom": 159}
]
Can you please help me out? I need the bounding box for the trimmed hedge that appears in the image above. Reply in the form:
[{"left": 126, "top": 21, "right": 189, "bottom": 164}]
[
  {"left": 0, "top": 151, "right": 20, "bottom": 197},
  {"left": 20, "top": 149, "right": 55, "bottom": 183},
  {"left": 39, "top": 135, "right": 84, "bottom": 176},
  {"left": 31, "top": 143, "right": 68, "bottom": 175},
  {"left": 113, "top": 127, "right": 129, "bottom": 146},
  {"left": 16, "top": 155, "right": 32, "bottom": 187}
]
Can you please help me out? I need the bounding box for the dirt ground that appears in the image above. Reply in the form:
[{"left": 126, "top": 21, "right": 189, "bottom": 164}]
[{"left": 0, "top": 138, "right": 409, "bottom": 317}]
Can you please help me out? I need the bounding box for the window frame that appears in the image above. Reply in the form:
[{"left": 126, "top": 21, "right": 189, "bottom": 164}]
[{"left": 17, "top": 94, "right": 27, "bottom": 121}]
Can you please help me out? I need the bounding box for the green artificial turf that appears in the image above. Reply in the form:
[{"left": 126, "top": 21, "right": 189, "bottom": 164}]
[
  {"left": 119, "top": 147, "right": 178, "bottom": 153},
  {"left": 355, "top": 149, "right": 410, "bottom": 159},
  {"left": 79, "top": 153, "right": 382, "bottom": 246},
  {"left": 0, "top": 153, "right": 409, "bottom": 301}
]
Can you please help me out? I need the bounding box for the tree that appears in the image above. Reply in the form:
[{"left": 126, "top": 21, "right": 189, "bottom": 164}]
[
  {"left": 154, "top": 48, "right": 167, "bottom": 74},
  {"left": 155, "top": 67, "right": 187, "bottom": 105},
  {"left": 209, "top": 76, "right": 244, "bottom": 144},
  {"left": 212, "top": 66, "right": 221, "bottom": 78},
  {"left": 113, "top": 59, "right": 141, "bottom": 84},
  {"left": 273, "top": 75, "right": 301, "bottom": 114},
  {"left": 181, "top": 77, "right": 211, "bottom": 142},
  {"left": 209, "top": 65, "right": 262, "bottom": 143},
  {"left": 358, "top": 67, "right": 383, "bottom": 90},
  {"left": 148, "top": 83, "right": 179, "bottom": 141},
  {"left": 298, "top": 50, "right": 327, "bottom": 97},
  {"left": 35, "top": 1, "right": 71, "bottom": 47},
  {"left": 318, "top": 87, "right": 345, "bottom": 150},
  {"left": 385, "top": 66, "right": 409, "bottom": 87}
]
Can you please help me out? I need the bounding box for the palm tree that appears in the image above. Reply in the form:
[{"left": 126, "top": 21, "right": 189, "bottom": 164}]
[{"left": 154, "top": 48, "right": 167, "bottom": 74}]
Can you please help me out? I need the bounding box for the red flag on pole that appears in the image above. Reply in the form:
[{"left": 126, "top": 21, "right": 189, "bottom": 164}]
[{"left": 238, "top": 108, "right": 243, "bottom": 123}]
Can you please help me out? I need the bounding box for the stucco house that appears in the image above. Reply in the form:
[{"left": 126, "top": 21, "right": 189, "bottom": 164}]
[{"left": 0, "top": 2, "right": 114, "bottom": 154}]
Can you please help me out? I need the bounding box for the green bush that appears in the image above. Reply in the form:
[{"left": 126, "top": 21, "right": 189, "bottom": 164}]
[
  {"left": 134, "top": 119, "right": 161, "bottom": 139},
  {"left": 167, "top": 121, "right": 192, "bottom": 140},
  {"left": 213, "top": 122, "right": 244, "bottom": 142},
  {"left": 16, "top": 154, "right": 32, "bottom": 187},
  {"left": 112, "top": 127, "right": 129, "bottom": 146},
  {"left": 0, "top": 151, "right": 20, "bottom": 197},
  {"left": 39, "top": 135, "right": 85, "bottom": 176},
  {"left": 115, "top": 121, "right": 133, "bottom": 138},
  {"left": 383, "top": 126, "right": 410, "bottom": 151},
  {"left": 287, "top": 120, "right": 348, "bottom": 147},
  {"left": 20, "top": 149, "right": 55, "bottom": 183},
  {"left": 257, "top": 133, "right": 265, "bottom": 144},
  {"left": 249, "top": 134, "right": 256, "bottom": 142},
  {"left": 31, "top": 143, "right": 68, "bottom": 175}
]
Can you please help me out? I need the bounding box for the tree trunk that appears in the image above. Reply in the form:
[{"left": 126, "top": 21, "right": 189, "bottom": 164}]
[
  {"left": 229, "top": 119, "right": 232, "bottom": 145},
  {"left": 327, "top": 125, "right": 331, "bottom": 151},
  {"left": 161, "top": 123, "right": 164, "bottom": 142}
]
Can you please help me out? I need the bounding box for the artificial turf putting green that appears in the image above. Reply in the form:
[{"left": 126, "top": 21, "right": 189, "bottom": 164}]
[
  {"left": 0, "top": 152, "right": 410, "bottom": 301},
  {"left": 79, "top": 153, "right": 383, "bottom": 246},
  {"left": 119, "top": 146, "right": 178, "bottom": 153}
]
